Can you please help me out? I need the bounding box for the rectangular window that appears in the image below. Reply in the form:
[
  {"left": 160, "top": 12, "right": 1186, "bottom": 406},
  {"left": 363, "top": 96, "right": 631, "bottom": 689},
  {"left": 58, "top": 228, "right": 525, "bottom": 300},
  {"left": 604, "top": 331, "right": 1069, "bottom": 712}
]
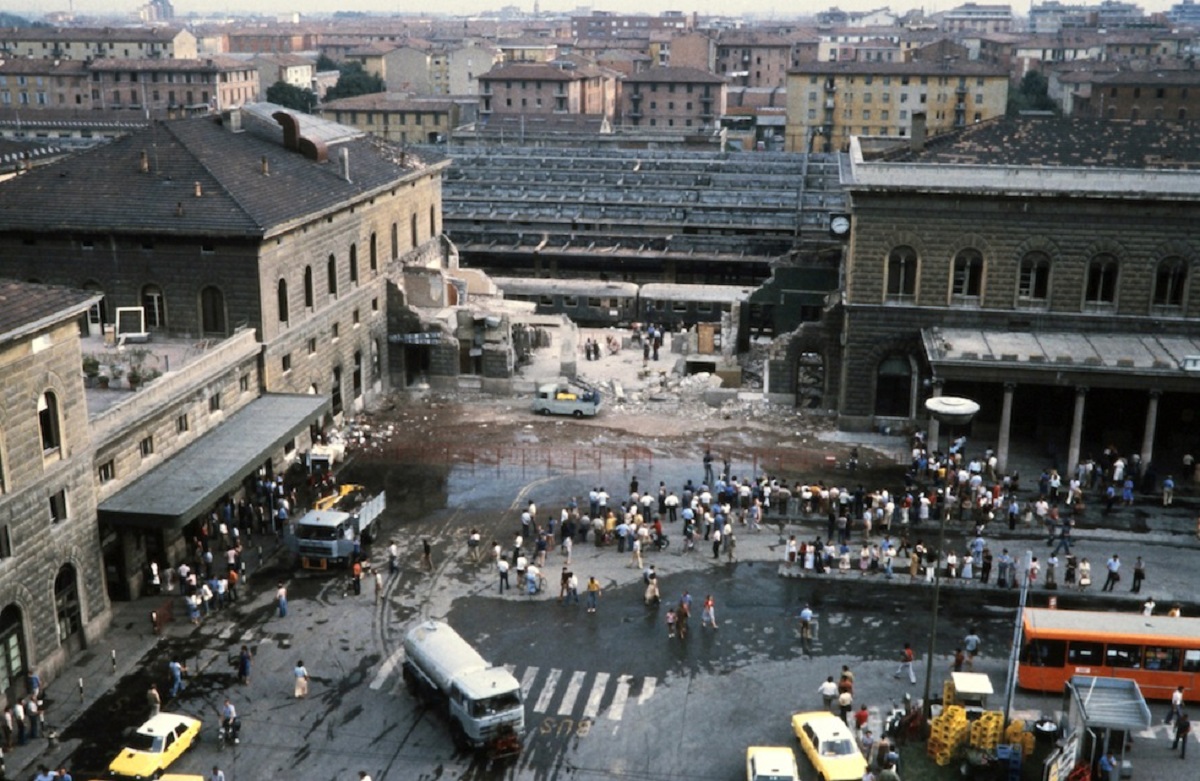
[
  {"left": 1143, "top": 646, "right": 1181, "bottom": 672},
  {"left": 1184, "top": 650, "right": 1200, "bottom": 673},
  {"left": 281, "top": 353, "right": 292, "bottom": 373},
  {"left": 239, "top": 374, "right": 250, "bottom": 392},
  {"left": 0, "top": 525, "right": 11, "bottom": 558},
  {"left": 1067, "top": 641, "right": 1103, "bottom": 666},
  {"left": 209, "top": 394, "right": 221, "bottom": 413},
  {"left": 48, "top": 489, "right": 68, "bottom": 524},
  {"left": 139, "top": 436, "right": 154, "bottom": 458},
  {"left": 353, "top": 308, "right": 360, "bottom": 326},
  {"left": 332, "top": 323, "right": 340, "bottom": 340},
  {"left": 1021, "top": 639, "right": 1066, "bottom": 667},
  {"left": 1105, "top": 643, "right": 1141, "bottom": 668},
  {"left": 176, "top": 414, "right": 189, "bottom": 433},
  {"left": 371, "top": 297, "right": 379, "bottom": 313},
  {"left": 307, "top": 338, "right": 317, "bottom": 355},
  {"left": 98, "top": 460, "right": 115, "bottom": 484}
]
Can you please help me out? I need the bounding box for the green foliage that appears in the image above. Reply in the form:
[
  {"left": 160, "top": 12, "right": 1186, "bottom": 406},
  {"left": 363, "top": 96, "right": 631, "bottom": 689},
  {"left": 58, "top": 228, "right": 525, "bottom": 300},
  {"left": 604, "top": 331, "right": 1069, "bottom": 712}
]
[
  {"left": 325, "top": 62, "right": 385, "bottom": 101},
  {"left": 0, "top": 13, "right": 32, "bottom": 26},
  {"left": 316, "top": 54, "right": 338, "bottom": 72},
  {"left": 266, "top": 80, "right": 317, "bottom": 113},
  {"left": 1007, "top": 70, "right": 1058, "bottom": 115}
]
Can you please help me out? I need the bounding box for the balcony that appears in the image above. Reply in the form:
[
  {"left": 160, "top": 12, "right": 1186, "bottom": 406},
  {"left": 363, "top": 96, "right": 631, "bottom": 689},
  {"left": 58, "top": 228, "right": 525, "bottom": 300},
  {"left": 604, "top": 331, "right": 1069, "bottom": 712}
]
[
  {"left": 825, "top": 98, "right": 835, "bottom": 109},
  {"left": 627, "top": 109, "right": 643, "bottom": 118},
  {"left": 699, "top": 111, "right": 714, "bottom": 120},
  {"left": 955, "top": 85, "right": 968, "bottom": 94},
  {"left": 824, "top": 81, "right": 837, "bottom": 92},
  {"left": 630, "top": 92, "right": 643, "bottom": 102}
]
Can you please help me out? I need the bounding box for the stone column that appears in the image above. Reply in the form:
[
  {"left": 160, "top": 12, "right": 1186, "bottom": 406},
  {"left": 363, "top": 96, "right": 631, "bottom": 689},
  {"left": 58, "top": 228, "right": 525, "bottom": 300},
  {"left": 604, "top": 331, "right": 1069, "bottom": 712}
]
[
  {"left": 1141, "top": 389, "right": 1161, "bottom": 468},
  {"left": 927, "top": 380, "right": 944, "bottom": 452},
  {"left": 1067, "top": 386, "right": 1088, "bottom": 478},
  {"left": 997, "top": 382, "right": 1016, "bottom": 474}
]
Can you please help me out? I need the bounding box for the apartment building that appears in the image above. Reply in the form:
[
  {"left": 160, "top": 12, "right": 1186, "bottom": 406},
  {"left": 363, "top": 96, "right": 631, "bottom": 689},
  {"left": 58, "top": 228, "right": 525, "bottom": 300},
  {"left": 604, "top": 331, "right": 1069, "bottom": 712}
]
[
  {"left": 785, "top": 60, "right": 1009, "bottom": 151},
  {"left": 479, "top": 62, "right": 618, "bottom": 121},
  {"left": 620, "top": 66, "right": 726, "bottom": 129},
  {"left": 87, "top": 58, "right": 260, "bottom": 114},
  {"left": 0, "top": 26, "right": 197, "bottom": 60}
]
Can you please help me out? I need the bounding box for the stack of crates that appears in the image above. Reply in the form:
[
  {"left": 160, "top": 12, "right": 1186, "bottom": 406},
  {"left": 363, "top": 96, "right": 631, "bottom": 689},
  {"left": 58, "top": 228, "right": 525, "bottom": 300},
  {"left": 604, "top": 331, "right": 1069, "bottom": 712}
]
[
  {"left": 995, "top": 743, "right": 1023, "bottom": 781},
  {"left": 943, "top": 680, "right": 957, "bottom": 707},
  {"left": 927, "top": 705, "right": 970, "bottom": 765},
  {"left": 1004, "top": 718, "right": 1036, "bottom": 757},
  {"left": 969, "top": 710, "right": 1005, "bottom": 749}
]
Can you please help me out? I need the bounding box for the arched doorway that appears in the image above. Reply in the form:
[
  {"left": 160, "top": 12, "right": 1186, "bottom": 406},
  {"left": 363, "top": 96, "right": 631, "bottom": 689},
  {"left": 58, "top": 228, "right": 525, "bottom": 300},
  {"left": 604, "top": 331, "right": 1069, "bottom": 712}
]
[
  {"left": 55, "top": 564, "right": 85, "bottom": 654},
  {"left": 875, "top": 355, "right": 914, "bottom": 418},
  {"left": 0, "top": 605, "right": 27, "bottom": 703}
]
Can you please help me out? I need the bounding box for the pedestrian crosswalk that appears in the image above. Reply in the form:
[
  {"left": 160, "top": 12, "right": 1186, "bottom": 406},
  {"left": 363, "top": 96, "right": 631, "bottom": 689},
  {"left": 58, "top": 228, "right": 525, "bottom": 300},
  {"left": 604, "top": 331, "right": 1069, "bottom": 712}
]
[{"left": 510, "top": 665, "right": 659, "bottom": 725}]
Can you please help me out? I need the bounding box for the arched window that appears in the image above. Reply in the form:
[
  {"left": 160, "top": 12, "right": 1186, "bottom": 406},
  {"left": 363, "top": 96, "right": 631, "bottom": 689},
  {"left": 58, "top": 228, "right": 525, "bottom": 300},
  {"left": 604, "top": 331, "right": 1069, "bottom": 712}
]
[
  {"left": 875, "top": 355, "right": 912, "bottom": 418},
  {"left": 303, "top": 266, "right": 314, "bottom": 308},
  {"left": 54, "top": 564, "right": 82, "bottom": 647},
  {"left": 1018, "top": 251, "right": 1051, "bottom": 303},
  {"left": 141, "top": 284, "right": 165, "bottom": 328},
  {"left": 349, "top": 243, "right": 359, "bottom": 284},
  {"left": 952, "top": 248, "right": 983, "bottom": 298},
  {"left": 277, "top": 278, "right": 289, "bottom": 323},
  {"left": 1153, "top": 256, "right": 1187, "bottom": 309},
  {"left": 327, "top": 254, "right": 338, "bottom": 296},
  {"left": 369, "top": 232, "right": 378, "bottom": 271},
  {"left": 200, "top": 286, "right": 227, "bottom": 335},
  {"left": 1084, "top": 254, "right": 1118, "bottom": 307},
  {"left": 886, "top": 246, "right": 917, "bottom": 299},
  {"left": 39, "top": 391, "right": 61, "bottom": 456}
]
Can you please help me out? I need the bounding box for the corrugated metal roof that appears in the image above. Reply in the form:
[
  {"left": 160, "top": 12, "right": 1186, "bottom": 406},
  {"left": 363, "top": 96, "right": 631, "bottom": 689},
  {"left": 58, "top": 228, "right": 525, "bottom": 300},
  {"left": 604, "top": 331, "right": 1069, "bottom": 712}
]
[{"left": 1069, "top": 676, "right": 1152, "bottom": 730}]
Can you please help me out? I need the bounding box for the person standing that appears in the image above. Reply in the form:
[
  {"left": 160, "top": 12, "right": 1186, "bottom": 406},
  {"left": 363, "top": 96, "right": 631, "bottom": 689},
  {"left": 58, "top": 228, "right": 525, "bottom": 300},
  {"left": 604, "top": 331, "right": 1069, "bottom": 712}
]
[
  {"left": 373, "top": 568, "right": 383, "bottom": 605},
  {"left": 1131, "top": 556, "right": 1146, "bottom": 594},
  {"left": 388, "top": 540, "right": 399, "bottom": 574},
  {"left": 1168, "top": 686, "right": 1185, "bottom": 725},
  {"left": 894, "top": 642, "right": 916, "bottom": 684},
  {"left": 964, "top": 629, "right": 981, "bottom": 670},
  {"left": 275, "top": 581, "right": 288, "bottom": 617},
  {"left": 421, "top": 539, "right": 433, "bottom": 572},
  {"left": 703, "top": 448, "right": 715, "bottom": 486},
  {"left": 293, "top": 660, "right": 310, "bottom": 699},
  {"left": 13, "top": 698, "right": 25, "bottom": 745},
  {"left": 818, "top": 676, "right": 839, "bottom": 712},
  {"left": 1172, "top": 712, "right": 1191, "bottom": 758},
  {"left": 566, "top": 572, "right": 579, "bottom": 605},
  {"left": 497, "top": 558, "right": 510, "bottom": 594},
  {"left": 586, "top": 577, "right": 602, "bottom": 613},
  {"left": 837, "top": 687, "right": 854, "bottom": 722},
  {"left": 1163, "top": 475, "right": 1176, "bottom": 506},
  {"left": 1097, "top": 751, "right": 1118, "bottom": 781},
  {"left": 1078, "top": 558, "right": 1093, "bottom": 590},
  {"left": 1101, "top": 554, "right": 1121, "bottom": 592},
  {"left": 237, "top": 645, "right": 252, "bottom": 685},
  {"left": 209, "top": 767, "right": 226, "bottom": 781},
  {"left": 147, "top": 683, "right": 161, "bottom": 717}
]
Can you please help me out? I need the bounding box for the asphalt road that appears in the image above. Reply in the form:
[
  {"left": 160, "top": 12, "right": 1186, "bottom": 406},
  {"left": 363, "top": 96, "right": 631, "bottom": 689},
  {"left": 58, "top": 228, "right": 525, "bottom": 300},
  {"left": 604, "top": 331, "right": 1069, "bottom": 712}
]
[{"left": 48, "top": 452, "right": 1200, "bottom": 781}]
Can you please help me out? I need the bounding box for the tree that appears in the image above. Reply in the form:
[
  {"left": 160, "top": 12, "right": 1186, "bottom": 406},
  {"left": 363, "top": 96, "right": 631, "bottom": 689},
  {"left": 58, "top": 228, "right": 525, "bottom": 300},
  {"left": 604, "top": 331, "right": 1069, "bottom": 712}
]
[
  {"left": 316, "top": 54, "right": 339, "bottom": 72},
  {"left": 1007, "top": 70, "right": 1058, "bottom": 115},
  {"left": 266, "top": 81, "right": 317, "bottom": 113},
  {"left": 325, "top": 62, "right": 385, "bottom": 101}
]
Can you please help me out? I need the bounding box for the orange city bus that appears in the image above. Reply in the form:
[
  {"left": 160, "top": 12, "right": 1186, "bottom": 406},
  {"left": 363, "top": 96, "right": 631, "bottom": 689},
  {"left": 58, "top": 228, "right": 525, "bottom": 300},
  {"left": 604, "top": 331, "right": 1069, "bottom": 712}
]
[{"left": 1019, "top": 608, "right": 1200, "bottom": 701}]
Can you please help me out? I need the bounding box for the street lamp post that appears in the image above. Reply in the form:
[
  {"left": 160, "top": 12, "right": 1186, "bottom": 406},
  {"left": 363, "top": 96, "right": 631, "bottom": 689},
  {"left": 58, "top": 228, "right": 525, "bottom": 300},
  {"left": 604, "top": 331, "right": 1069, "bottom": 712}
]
[{"left": 920, "top": 395, "right": 980, "bottom": 716}]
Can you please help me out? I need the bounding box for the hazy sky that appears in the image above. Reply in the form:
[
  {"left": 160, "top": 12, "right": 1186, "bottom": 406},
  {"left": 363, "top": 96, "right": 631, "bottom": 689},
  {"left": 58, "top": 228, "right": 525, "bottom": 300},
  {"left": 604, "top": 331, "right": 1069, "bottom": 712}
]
[{"left": 9, "top": 0, "right": 1182, "bottom": 24}]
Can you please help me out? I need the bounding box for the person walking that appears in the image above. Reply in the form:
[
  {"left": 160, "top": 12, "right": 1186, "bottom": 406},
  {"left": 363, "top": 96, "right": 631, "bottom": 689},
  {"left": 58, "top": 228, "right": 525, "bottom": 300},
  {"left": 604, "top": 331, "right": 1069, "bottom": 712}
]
[
  {"left": 701, "top": 595, "right": 718, "bottom": 629},
  {"left": 293, "top": 660, "right": 310, "bottom": 699},
  {"left": 1101, "top": 554, "right": 1121, "bottom": 592},
  {"left": 1167, "top": 686, "right": 1185, "bottom": 725},
  {"left": 275, "top": 581, "right": 288, "bottom": 617},
  {"left": 818, "top": 676, "right": 839, "bottom": 712},
  {"left": 1131, "top": 556, "right": 1146, "bottom": 594},
  {"left": 894, "top": 642, "right": 916, "bottom": 684},
  {"left": 421, "top": 539, "right": 433, "bottom": 572},
  {"left": 168, "top": 658, "right": 186, "bottom": 698},
  {"left": 964, "top": 628, "right": 981, "bottom": 670},
  {"left": 1172, "top": 712, "right": 1191, "bottom": 758},
  {"left": 586, "top": 577, "right": 602, "bottom": 613}
]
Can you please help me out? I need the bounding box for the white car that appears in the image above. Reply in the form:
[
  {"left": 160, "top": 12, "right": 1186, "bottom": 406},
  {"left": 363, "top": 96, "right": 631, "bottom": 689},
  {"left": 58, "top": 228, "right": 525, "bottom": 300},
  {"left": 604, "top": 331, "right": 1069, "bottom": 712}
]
[{"left": 746, "top": 745, "right": 801, "bottom": 781}]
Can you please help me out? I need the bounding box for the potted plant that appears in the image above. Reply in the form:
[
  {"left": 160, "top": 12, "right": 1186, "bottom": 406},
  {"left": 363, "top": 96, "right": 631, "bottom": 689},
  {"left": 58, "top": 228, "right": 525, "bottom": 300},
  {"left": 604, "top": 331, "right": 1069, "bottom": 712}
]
[
  {"left": 126, "top": 347, "right": 158, "bottom": 391},
  {"left": 82, "top": 354, "right": 101, "bottom": 387},
  {"left": 106, "top": 359, "right": 125, "bottom": 389}
]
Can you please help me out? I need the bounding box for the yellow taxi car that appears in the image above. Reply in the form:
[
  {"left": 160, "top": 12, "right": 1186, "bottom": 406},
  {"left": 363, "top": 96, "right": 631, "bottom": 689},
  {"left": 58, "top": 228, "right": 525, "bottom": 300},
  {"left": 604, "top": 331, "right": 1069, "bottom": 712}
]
[
  {"left": 790, "top": 711, "right": 868, "bottom": 781},
  {"left": 108, "top": 712, "right": 202, "bottom": 779},
  {"left": 746, "top": 745, "right": 801, "bottom": 781}
]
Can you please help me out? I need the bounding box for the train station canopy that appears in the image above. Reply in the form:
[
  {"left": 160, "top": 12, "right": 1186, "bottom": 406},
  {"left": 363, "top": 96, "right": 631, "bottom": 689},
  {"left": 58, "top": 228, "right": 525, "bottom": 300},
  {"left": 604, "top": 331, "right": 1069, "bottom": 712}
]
[
  {"left": 98, "top": 393, "right": 329, "bottom": 530},
  {"left": 1067, "top": 676, "right": 1152, "bottom": 732}
]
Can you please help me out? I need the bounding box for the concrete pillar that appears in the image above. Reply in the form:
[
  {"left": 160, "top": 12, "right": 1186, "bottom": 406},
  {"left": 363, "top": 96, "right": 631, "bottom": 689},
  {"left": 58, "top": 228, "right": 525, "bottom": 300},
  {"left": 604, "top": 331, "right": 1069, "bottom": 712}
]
[
  {"left": 1141, "top": 389, "right": 1161, "bottom": 468},
  {"left": 928, "top": 380, "right": 944, "bottom": 452},
  {"left": 997, "top": 382, "right": 1016, "bottom": 474},
  {"left": 1067, "top": 386, "right": 1088, "bottom": 477}
]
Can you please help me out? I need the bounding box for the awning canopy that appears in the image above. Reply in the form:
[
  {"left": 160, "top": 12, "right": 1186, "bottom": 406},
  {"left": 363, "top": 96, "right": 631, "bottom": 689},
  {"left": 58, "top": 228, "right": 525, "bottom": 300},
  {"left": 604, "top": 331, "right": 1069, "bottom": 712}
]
[
  {"left": 922, "top": 327, "right": 1200, "bottom": 390},
  {"left": 1068, "top": 676, "right": 1153, "bottom": 732},
  {"left": 98, "top": 393, "right": 330, "bottom": 530}
]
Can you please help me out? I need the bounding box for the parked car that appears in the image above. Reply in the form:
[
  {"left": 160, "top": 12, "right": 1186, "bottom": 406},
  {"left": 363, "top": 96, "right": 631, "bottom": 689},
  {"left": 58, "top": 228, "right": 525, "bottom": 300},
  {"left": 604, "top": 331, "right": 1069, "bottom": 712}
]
[
  {"left": 108, "top": 712, "right": 202, "bottom": 779},
  {"left": 531, "top": 382, "right": 601, "bottom": 418},
  {"left": 790, "top": 711, "right": 867, "bottom": 781},
  {"left": 746, "top": 745, "right": 801, "bottom": 781}
]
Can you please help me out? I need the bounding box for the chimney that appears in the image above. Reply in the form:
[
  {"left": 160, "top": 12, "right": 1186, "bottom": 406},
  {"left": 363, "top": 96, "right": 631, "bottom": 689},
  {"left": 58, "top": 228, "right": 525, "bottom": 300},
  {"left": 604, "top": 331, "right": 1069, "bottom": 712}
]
[
  {"left": 229, "top": 107, "right": 242, "bottom": 132},
  {"left": 340, "top": 147, "right": 351, "bottom": 182},
  {"left": 139, "top": 149, "right": 149, "bottom": 172},
  {"left": 910, "top": 111, "right": 927, "bottom": 153},
  {"left": 261, "top": 156, "right": 269, "bottom": 175},
  {"left": 194, "top": 181, "right": 203, "bottom": 198}
]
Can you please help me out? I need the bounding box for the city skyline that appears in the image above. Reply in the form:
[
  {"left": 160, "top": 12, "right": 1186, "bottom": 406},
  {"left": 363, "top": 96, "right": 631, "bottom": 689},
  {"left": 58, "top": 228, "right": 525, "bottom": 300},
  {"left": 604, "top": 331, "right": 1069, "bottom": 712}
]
[{"left": 2, "top": 0, "right": 1186, "bottom": 25}]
